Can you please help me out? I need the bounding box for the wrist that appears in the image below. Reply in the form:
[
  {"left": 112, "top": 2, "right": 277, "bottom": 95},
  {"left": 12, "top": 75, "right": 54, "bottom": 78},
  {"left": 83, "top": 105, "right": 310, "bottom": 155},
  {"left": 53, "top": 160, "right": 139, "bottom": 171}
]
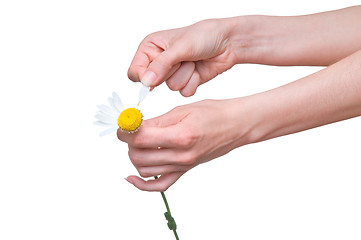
[
  {"left": 225, "top": 14, "right": 322, "bottom": 66},
  {"left": 225, "top": 90, "right": 298, "bottom": 147},
  {"left": 225, "top": 15, "right": 276, "bottom": 64},
  {"left": 222, "top": 97, "right": 264, "bottom": 147}
]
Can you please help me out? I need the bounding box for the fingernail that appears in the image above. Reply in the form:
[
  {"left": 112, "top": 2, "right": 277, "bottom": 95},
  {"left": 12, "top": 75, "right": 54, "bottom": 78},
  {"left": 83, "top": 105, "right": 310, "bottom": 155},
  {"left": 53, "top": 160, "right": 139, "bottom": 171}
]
[
  {"left": 124, "top": 177, "right": 134, "bottom": 185},
  {"left": 141, "top": 71, "right": 156, "bottom": 87}
]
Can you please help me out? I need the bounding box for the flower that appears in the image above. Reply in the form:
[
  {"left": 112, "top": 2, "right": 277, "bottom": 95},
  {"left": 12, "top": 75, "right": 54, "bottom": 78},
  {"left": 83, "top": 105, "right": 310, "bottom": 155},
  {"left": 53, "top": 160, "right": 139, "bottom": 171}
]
[
  {"left": 117, "top": 107, "right": 143, "bottom": 132},
  {"left": 94, "top": 89, "right": 179, "bottom": 239},
  {"left": 94, "top": 92, "right": 143, "bottom": 136}
]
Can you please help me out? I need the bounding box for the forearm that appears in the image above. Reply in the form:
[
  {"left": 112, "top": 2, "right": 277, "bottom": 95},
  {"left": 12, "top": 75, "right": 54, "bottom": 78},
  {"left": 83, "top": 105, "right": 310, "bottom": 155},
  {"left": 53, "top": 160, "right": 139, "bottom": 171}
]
[
  {"left": 227, "top": 6, "right": 361, "bottom": 66},
  {"left": 236, "top": 49, "right": 361, "bottom": 145}
]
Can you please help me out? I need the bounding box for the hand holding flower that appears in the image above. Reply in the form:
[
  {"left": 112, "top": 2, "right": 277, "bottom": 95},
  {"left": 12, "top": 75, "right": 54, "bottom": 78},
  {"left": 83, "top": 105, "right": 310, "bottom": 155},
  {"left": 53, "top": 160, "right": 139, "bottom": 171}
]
[{"left": 118, "top": 99, "right": 251, "bottom": 191}]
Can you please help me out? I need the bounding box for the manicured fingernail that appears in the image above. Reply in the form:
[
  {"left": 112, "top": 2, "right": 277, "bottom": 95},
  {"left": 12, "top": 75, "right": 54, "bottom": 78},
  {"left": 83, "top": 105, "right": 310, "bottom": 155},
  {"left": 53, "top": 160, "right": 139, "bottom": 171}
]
[
  {"left": 141, "top": 71, "right": 156, "bottom": 87},
  {"left": 125, "top": 177, "right": 134, "bottom": 185}
]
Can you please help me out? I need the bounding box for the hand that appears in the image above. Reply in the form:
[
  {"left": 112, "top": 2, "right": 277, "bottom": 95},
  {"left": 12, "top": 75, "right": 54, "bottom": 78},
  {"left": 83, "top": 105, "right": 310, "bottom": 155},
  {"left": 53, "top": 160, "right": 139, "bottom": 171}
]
[
  {"left": 121, "top": 49, "right": 361, "bottom": 192},
  {"left": 128, "top": 19, "right": 237, "bottom": 97},
  {"left": 117, "top": 99, "right": 249, "bottom": 191}
]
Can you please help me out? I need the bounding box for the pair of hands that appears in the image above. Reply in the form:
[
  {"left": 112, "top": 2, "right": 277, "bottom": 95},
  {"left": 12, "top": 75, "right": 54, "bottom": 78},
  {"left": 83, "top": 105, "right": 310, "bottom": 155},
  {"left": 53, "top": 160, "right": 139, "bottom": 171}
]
[
  {"left": 119, "top": 19, "right": 240, "bottom": 191},
  {"left": 118, "top": 6, "right": 361, "bottom": 191}
]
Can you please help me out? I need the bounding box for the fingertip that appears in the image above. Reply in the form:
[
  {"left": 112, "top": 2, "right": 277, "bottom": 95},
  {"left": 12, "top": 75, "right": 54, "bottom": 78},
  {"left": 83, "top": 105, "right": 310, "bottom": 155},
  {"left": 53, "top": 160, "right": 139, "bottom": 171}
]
[
  {"left": 126, "top": 175, "right": 153, "bottom": 191},
  {"left": 180, "top": 87, "right": 197, "bottom": 97},
  {"left": 116, "top": 128, "right": 123, "bottom": 139},
  {"left": 180, "top": 71, "right": 200, "bottom": 97},
  {"left": 125, "top": 176, "right": 135, "bottom": 185},
  {"left": 127, "top": 67, "right": 138, "bottom": 82},
  {"left": 128, "top": 49, "right": 149, "bottom": 82},
  {"left": 146, "top": 47, "right": 185, "bottom": 87},
  {"left": 117, "top": 128, "right": 133, "bottom": 142},
  {"left": 165, "top": 61, "right": 195, "bottom": 91},
  {"left": 141, "top": 71, "right": 157, "bottom": 87},
  {"left": 125, "top": 175, "right": 138, "bottom": 185}
]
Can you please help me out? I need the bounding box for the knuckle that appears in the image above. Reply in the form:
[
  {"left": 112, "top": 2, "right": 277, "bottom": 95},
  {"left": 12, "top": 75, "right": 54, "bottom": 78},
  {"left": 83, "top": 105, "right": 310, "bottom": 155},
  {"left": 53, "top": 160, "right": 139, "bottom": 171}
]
[
  {"left": 129, "top": 151, "right": 142, "bottom": 166},
  {"left": 158, "top": 183, "right": 170, "bottom": 192},
  {"left": 144, "top": 32, "right": 156, "bottom": 41},
  {"left": 172, "top": 105, "right": 182, "bottom": 111},
  {"left": 171, "top": 105, "right": 185, "bottom": 113},
  {"left": 132, "top": 135, "right": 145, "bottom": 147},
  {"left": 176, "top": 131, "right": 196, "bottom": 148},
  {"left": 153, "top": 54, "right": 173, "bottom": 71},
  {"left": 180, "top": 152, "right": 197, "bottom": 166}
]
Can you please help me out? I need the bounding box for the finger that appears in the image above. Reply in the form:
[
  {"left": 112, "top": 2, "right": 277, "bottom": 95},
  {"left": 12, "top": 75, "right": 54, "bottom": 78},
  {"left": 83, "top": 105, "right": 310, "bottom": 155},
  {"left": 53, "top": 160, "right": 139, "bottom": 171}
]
[
  {"left": 144, "top": 62, "right": 181, "bottom": 86},
  {"left": 128, "top": 50, "right": 181, "bottom": 85},
  {"left": 118, "top": 122, "right": 194, "bottom": 149},
  {"left": 118, "top": 125, "right": 178, "bottom": 148},
  {"left": 148, "top": 63, "right": 180, "bottom": 92},
  {"left": 164, "top": 62, "right": 181, "bottom": 81},
  {"left": 180, "top": 70, "right": 201, "bottom": 97},
  {"left": 142, "top": 44, "right": 190, "bottom": 87},
  {"left": 117, "top": 107, "right": 192, "bottom": 148},
  {"left": 136, "top": 165, "right": 190, "bottom": 178},
  {"left": 126, "top": 172, "right": 184, "bottom": 192},
  {"left": 142, "top": 106, "right": 186, "bottom": 128},
  {"left": 128, "top": 147, "right": 195, "bottom": 167},
  {"left": 127, "top": 51, "right": 148, "bottom": 83},
  {"left": 128, "top": 43, "right": 163, "bottom": 82},
  {"left": 166, "top": 61, "right": 195, "bottom": 91}
]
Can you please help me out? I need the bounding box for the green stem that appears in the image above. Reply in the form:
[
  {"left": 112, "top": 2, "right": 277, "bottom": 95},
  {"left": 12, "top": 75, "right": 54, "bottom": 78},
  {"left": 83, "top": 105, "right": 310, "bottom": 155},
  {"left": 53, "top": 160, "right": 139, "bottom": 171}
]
[
  {"left": 173, "top": 228, "right": 180, "bottom": 240},
  {"left": 160, "top": 191, "right": 171, "bottom": 213},
  {"left": 154, "top": 176, "right": 179, "bottom": 240}
]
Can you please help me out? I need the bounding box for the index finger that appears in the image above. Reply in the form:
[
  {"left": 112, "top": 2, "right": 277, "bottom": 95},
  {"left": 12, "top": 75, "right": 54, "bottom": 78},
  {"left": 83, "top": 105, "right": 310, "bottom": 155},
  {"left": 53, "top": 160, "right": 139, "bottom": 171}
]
[
  {"left": 128, "top": 44, "right": 181, "bottom": 85},
  {"left": 117, "top": 124, "right": 192, "bottom": 149},
  {"left": 127, "top": 49, "right": 149, "bottom": 83}
]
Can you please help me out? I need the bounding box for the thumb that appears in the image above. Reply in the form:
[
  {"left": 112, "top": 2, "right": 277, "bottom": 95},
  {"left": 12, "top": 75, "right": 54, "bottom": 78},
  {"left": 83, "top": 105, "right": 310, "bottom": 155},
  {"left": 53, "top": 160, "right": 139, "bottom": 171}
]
[
  {"left": 125, "top": 172, "right": 183, "bottom": 192},
  {"left": 141, "top": 45, "right": 189, "bottom": 87},
  {"left": 143, "top": 105, "right": 188, "bottom": 128}
]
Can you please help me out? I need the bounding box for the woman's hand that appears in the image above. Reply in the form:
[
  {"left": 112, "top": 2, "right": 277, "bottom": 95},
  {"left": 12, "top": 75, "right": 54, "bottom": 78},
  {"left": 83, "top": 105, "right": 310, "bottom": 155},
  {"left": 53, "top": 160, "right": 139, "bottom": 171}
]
[
  {"left": 129, "top": 6, "right": 361, "bottom": 93},
  {"left": 117, "top": 99, "right": 252, "bottom": 191},
  {"left": 121, "top": 48, "right": 361, "bottom": 192},
  {"left": 128, "top": 19, "right": 237, "bottom": 96}
]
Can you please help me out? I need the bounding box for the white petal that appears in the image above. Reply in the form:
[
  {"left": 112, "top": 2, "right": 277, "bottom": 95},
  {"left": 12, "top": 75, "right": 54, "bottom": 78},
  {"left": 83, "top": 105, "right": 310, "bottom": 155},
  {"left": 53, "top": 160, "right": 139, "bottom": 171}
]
[
  {"left": 93, "top": 121, "right": 116, "bottom": 127},
  {"left": 112, "top": 92, "right": 124, "bottom": 112},
  {"left": 95, "top": 111, "right": 118, "bottom": 121},
  {"left": 107, "top": 97, "right": 120, "bottom": 114},
  {"left": 138, "top": 85, "right": 150, "bottom": 104},
  {"left": 97, "top": 104, "right": 119, "bottom": 118},
  {"left": 99, "top": 127, "right": 118, "bottom": 137},
  {"left": 95, "top": 113, "right": 117, "bottom": 124}
]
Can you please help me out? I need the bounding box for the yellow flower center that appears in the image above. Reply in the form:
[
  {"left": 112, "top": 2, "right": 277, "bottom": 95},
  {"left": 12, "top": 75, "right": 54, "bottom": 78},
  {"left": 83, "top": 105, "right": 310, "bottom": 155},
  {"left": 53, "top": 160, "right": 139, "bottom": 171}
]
[{"left": 118, "top": 108, "right": 143, "bottom": 132}]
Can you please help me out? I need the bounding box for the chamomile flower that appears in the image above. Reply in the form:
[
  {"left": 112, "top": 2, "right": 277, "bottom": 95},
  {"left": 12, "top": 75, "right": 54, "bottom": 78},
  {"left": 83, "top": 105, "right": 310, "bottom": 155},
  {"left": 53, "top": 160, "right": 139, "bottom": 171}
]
[
  {"left": 94, "top": 92, "right": 143, "bottom": 136},
  {"left": 94, "top": 88, "right": 179, "bottom": 239}
]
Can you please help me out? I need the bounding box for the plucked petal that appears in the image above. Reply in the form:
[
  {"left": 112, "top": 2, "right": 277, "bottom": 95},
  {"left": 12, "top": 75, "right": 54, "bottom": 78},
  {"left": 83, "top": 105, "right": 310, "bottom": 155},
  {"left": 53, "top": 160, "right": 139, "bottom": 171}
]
[{"left": 138, "top": 85, "right": 150, "bottom": 104}]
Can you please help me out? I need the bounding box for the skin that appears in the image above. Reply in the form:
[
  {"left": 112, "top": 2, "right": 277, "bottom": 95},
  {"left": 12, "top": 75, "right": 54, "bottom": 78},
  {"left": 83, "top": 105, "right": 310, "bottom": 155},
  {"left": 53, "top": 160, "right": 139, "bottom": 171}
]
[{"left": 119, "top": 6, "right": 361, "bottom": 192}]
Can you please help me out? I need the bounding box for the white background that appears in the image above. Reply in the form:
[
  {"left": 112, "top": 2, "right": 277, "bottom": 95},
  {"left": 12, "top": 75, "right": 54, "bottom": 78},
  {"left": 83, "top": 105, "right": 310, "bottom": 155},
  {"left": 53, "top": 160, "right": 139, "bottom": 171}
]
[{"left": 1, "top": 0, "right": 360, "bottom": 239}]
